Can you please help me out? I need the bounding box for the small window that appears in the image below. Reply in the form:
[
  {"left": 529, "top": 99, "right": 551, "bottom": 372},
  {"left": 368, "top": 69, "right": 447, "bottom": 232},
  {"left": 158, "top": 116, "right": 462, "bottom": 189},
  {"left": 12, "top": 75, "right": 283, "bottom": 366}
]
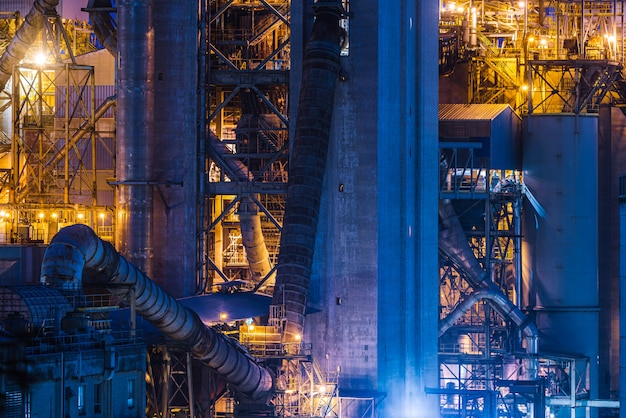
[
  {"left": 340, "top": 0, "right": 350, "bottom": 56},
  {"left": 77, "top": 384, "right": 86, "bottom": 416},
  {"left": 127, "top": 379, "right": 135, "bottom": 409},
  {"left": 94, "top": 383, "right": 102, "bottom": 414}
]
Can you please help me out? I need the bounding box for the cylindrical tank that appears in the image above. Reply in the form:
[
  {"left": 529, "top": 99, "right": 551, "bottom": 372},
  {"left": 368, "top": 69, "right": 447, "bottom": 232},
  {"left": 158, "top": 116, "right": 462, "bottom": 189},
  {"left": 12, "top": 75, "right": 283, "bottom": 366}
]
[
  {"left": 116, "top": 0, "right": 154, "bottom": 277},
  {"left": 522, "top": 114, "right": 599, "bottom": 402},
  {"left": 150, "top": 0, "right": 198, "bottom": 297}
]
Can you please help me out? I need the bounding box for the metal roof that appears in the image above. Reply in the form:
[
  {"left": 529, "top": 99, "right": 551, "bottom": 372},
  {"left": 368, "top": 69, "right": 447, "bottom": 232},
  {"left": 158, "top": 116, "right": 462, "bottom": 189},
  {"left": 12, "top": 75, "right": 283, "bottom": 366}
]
[
  {"left": 439, "top": 103, "right": 515, "bottom": 121},
  {"left": 0, "top": 286, "right": 72, "bottom": 328}
]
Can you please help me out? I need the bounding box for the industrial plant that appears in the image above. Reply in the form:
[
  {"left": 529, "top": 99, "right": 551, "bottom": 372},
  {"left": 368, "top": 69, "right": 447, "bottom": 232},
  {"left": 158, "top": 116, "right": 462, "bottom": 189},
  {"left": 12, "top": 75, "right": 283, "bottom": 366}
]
[{"left": 0, "top": 0, "right": 624, "bottom": 417}]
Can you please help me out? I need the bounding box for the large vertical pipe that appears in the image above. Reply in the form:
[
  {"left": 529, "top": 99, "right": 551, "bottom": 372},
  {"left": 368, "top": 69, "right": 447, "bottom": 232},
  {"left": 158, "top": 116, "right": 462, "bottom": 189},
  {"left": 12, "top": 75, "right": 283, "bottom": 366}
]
[
  {"left": 271, "top": 1, "right": 343, "bottom": 341},
  {"left": 0, "top": 0, "right": 60, "bottom": 91},
  {"left": 116, "top": 0, "right": 154, "bottom": 277}
]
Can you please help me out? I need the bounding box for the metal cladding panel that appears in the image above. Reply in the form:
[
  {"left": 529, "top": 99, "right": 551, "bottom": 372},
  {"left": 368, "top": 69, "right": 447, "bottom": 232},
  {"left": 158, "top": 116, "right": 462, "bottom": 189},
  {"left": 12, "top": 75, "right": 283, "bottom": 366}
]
[
  {"left": 439, "top": 104, "right": 521, "bottom": 169},
  {"left": 0, "top": 1, "right": 31, "bottom": 15},
  {"left": 55, "top": 85, "right": 115, "bottom": 119},
  {"left": 0, "top": 0, "right": 89, "bottom": 20},
  {"left": 522, "top": 114, "right": 599, "bottom": 391},
  {"left": 0, "top": 246, "right": 46, "bottom": 285}
]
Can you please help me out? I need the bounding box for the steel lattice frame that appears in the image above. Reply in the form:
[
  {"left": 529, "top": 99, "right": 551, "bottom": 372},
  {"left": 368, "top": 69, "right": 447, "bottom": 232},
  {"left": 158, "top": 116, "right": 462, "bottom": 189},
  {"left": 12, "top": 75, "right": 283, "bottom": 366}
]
[{"left": 201, "top": 0, "right": 291, "bottom": 294}]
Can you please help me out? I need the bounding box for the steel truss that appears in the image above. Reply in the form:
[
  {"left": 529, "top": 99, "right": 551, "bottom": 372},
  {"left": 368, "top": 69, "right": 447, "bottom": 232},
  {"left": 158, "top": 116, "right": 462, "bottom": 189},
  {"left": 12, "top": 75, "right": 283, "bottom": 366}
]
[
  {"left": 7, "top": 62, "right": 115, "bottom": 243},
  {"left": 466, "top": 1, "right": 626, "bottom": 113},
  {"left": 0, "top": 9, "right": 114, "bottom": 244},
  {"left": 439, "top": 141, "right": 529, "bottom": 417},
  {"left": 525, "top": 59, "right": 621, "bottom": 114},
  {"left": 201, "top": 0, "right": 290, "bottom": 294}
]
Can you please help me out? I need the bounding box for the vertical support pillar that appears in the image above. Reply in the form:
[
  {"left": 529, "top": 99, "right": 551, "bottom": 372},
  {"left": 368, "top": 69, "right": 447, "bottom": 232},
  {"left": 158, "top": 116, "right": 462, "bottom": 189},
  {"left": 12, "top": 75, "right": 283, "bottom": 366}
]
[
  {"left": 377, "top": 0, "right": 439, "bottom": 417},
  {"left": 618, "top": 175, "right": 626, "bottom": 418},
  {"left": 186, "top": 353, "right": 195, "bottom": 418}
]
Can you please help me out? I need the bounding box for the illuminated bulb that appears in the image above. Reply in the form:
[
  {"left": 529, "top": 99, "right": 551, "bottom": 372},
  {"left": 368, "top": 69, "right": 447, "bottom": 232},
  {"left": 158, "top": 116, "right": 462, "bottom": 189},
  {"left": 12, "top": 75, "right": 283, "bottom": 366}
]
[
  {"left": 319, "top": 385, "right": 326, "bottom": 394},
  {"left": 99, "top": 213, "right": 105, "bottom": 219},
  {"left": 34, "top": 52, "right": 47, "bottom": 66},
  {"left": 295, "top": 334, "right": 301, "bottom": 341},
  {"left": 38, "top": 212, "right": 44, "bottom": 219},
  {"left": 77, "top": 213, "right": 84, "bottom": 220},
  {"left": 609, "top": 35, "right": 616, "bottom": 43},
  {"left": 540, "top": 38, "right": 547, "bottom": 46},
  {"left": 51, "top": 213, "right": 57, "bottom": 219},
  {"left": 0, "top": 211, "right": 5, "bottom": 218},
  {"left": 518, "top": 1, "right": 525, "bottom": 7},
  {"left": 219, "top": 312, "right": 228, "bottom": 321},
  {"left": 528, "top": 35, "right": 535, "bottom": 43},
  {"left": 521, "top": 84, "right": 529, "bottom": 91}
]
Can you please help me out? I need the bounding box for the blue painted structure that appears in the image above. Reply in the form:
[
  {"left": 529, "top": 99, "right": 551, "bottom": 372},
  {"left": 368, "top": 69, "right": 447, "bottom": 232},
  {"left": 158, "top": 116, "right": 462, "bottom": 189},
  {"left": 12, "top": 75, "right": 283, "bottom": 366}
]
[{"left": 522, "top": 114, "right": 600, "bottom": 408}]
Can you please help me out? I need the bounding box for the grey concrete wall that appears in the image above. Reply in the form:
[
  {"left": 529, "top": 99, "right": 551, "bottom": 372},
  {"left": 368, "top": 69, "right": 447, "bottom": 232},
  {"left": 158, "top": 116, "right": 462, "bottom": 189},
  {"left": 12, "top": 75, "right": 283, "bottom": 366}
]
[
  {"left": 301, "top": 0, "right": 440, "bottom": 416},
  {"left": 305, "top": 0, "right": 380, "bottom": 395}
]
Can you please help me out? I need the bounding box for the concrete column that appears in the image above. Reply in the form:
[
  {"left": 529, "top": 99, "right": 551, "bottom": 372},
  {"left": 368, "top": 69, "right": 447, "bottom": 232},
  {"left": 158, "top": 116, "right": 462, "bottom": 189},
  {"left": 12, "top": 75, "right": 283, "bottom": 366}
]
[{"left": 377, "top": 1, "right": 440, "bottom": 417}]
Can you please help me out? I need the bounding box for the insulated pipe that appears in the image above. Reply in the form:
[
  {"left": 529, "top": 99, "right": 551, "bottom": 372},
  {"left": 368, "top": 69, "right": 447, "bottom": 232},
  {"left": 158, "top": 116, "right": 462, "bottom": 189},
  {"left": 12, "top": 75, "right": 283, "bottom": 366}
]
[
  {"left": 208, "top": 130, "right": 253, "bottom": 182},
  {"left": 40, "top": 224, "right": 275, "bottom": 403},
  {"left": 86, "top": 0, "right": 117, "bottom": 56},
  {"left": 116, "top": 0, "right": 154, "bottom": 275},
  {"left": 439, "top": 199, "right": 490, "bottom": 288},
  {"left": 271, "top": 1, "right": 344, "bottom": 341},
  {"left": 208, "top": 130, "right": 275, "bottom": 285},
  {"left": 45, "top": 95, "right": 116, "bottom": 169},
  {"left": 0, "top": 0, "right": 60, "bottom": 91},
  {"left": 438, "top": 285, "right": 538, "bottom": 379},
  {"left": 439, "top": 286, "right": 538, "bottom": 348},
  {"left": 238, "top": 196, "right": 275, "bottom": 285}
]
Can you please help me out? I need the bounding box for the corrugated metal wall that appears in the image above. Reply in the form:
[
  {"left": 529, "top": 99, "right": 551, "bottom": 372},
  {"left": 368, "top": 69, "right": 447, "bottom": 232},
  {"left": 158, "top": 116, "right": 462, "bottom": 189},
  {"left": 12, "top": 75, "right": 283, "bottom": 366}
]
[
  {"left": 0, "top": 1, "right": 31, "bottom": 16},
  {"left": 55, "top": 85, "right": 115, "bottom": 118}
]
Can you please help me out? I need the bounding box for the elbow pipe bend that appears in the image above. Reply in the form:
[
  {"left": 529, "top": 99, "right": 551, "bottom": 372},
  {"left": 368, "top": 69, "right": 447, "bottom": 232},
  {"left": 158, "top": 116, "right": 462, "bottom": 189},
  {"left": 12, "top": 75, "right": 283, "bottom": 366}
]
[
  {"left": 41, "top": 224, "right": 274, "bottom": 403},
  {"left": 439, "top": 286, "right": 538, "bottom": 355}
]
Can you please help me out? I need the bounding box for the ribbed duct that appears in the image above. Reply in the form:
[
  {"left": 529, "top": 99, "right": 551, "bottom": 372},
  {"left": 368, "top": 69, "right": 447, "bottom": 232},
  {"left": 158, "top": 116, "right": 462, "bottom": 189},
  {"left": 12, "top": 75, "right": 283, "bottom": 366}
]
[
  {"left": 271, "top": 2, "right": 344, "bottom": 341},
  {"left": 0, "top": 0, "right": 60, "bottom": 91},
  {"left": 40, "top": 224, "right": 274, "bottom": 403}
]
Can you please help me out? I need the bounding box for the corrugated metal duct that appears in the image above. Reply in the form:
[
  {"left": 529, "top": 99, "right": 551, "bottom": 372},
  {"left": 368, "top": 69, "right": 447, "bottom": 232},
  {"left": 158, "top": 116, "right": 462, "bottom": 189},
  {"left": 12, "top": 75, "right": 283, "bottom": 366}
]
[
  {"left": 40, "top": 224, "right": 275, "bottom": 403},
  {"left": 271, "top": 1, "right": 344, "bottom": 341}
]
